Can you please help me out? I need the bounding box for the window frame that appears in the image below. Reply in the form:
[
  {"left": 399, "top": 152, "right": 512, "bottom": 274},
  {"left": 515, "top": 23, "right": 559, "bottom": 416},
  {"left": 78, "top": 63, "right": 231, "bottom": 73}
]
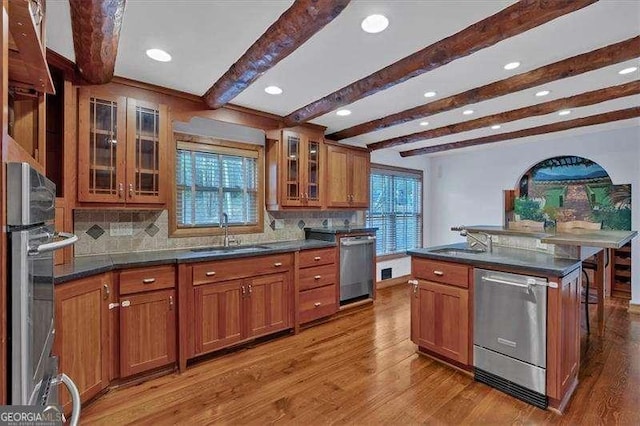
[
  {"left": 169, "top": 133, "right": 264, "bottom": 237},
  {"left": 367, "top": 163, "right": 423, "bottom": 260}
]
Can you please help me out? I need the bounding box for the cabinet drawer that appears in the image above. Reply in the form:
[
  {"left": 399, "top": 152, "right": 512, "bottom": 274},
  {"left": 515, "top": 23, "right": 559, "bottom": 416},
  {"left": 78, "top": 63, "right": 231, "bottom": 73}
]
[
  {"left": 299, "top": 247, "right": 336, "bottom": 268},
  {"left": 120, "top": 265, "right": 176, "bottom": 295},
  {"left": 299, "top": 284, "right": 337, "bottom": 324},
  {"left": 412, "top": 258, "right": 469, "bottom": 288},
  {"left": 193, "top": 254, "right": 293, "bottom": 286},
  {"left": 299, "top": 264, "right": 336, "bottom": 291}
]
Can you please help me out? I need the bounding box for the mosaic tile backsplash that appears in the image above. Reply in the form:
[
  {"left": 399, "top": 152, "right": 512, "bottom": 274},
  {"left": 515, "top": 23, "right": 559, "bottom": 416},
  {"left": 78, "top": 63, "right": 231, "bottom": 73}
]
[{"left": 74, "top": 209, "right": 361, "bottom": 256}]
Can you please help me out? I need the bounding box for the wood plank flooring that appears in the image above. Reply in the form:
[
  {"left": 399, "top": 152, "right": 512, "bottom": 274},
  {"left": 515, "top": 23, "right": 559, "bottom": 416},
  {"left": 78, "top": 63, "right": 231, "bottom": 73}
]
[{"left": 82, "top": 285, "right": 640, "bottom": 425}]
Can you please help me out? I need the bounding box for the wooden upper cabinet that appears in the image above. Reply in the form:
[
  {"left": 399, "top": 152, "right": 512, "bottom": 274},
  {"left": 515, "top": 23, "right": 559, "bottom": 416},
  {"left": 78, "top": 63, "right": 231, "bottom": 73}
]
[
  {"left": 77, "top": 87, "right": 167, "bottom": 205},
  {"left": 325, "top": 143, "right": 370, "bottom": 209},
  {"left": 266, "top": 127, "right": 324, "bottom": 210}
]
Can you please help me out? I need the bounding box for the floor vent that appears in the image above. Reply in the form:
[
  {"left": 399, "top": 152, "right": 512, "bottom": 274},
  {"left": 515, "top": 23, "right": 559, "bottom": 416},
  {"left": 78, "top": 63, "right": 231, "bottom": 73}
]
[{"left": 475, "top": 368, "right": 548, "bottom": 409}]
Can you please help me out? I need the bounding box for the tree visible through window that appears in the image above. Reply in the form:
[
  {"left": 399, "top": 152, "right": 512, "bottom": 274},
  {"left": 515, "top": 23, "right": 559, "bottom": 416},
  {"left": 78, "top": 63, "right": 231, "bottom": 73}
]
[
  {"left": 366, "top": 165, "right": 422, "bottom": 256},
  {"left": 175, "top": 138, "right": 259, "bottom": 229}
]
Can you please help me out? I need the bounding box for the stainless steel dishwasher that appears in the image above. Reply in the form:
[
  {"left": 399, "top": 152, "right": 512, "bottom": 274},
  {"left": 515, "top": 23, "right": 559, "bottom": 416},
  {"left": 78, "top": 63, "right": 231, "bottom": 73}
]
[
  {"left": 474, "top": 268, "right": 555, "bottom": 409},
  {"left": 340, "top": 235, "right": 375, "bottom": 304}
]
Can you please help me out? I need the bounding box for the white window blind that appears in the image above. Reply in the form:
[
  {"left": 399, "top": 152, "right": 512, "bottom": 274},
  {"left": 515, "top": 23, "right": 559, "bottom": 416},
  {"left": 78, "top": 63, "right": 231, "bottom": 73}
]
[
  {"left": 176, "top": 146, "right": 258, "bottom": 228},
  {"left": 366, "top": 165, "right": 422, "bottom": 256}
]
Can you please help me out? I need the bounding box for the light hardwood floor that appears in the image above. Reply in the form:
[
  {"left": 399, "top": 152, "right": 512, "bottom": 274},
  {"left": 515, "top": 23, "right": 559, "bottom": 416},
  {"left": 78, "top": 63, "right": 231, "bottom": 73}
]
[{"left": 82, "top": 285, "right": 640, "bottom": 425}]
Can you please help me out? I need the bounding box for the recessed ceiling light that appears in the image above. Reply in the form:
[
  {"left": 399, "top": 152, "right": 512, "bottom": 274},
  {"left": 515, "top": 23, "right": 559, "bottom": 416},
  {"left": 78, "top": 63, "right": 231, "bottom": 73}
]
[
  {"left": 618, "top": 66, "right": 638, "bottom": 75},
  {"left": 535, "top": 90, "right": 550, "bottom": 97},
  {"left": 146, "top": 48, "right": 172, "bottom": 62},
  {"left": 504, "top": 61, "right": 521, "bottom": 70},
  {"left": 491, "top": 125, "right": 501, "bottom": 130},
  {"left": 336, "top": 109, "right": 351, "bottom": 116},
  {"left": 463, "top": 109, "right": 474, "bottom": 115},
  {"left": 361, "top": 14, "right": 389, "bottom": 33},
  {"left": 558, "top": 109, "right": 571, "bottom": 116},
  {"left": 419, "top": 121, "right": 429, "bottom": 126},
  {"left": 423, "top": 91, "right": 437, "bottom": 98},
  {"left": 264, "top": 86, "right": 283, "bottom": 95}
]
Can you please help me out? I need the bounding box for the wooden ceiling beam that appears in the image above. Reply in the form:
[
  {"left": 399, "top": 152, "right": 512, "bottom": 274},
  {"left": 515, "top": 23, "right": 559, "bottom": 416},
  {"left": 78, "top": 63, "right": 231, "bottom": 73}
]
[
  {"left": 400, "top": 107, "right": 640, "bottom": 157},
  {"left": 203, "top": 0, "right": 351, "bottom": 109},
  {"left": 331, "top": 36, "right": 640, "bottom": 140},
  {"left": 69, "top": 0, "right": 126, "bottom": 84},
  {"left": 368, "top": 81, "right": 640, "bottom": 151},
  {"left": 284, "top": 0, "right": 597, "bottom": 125}
]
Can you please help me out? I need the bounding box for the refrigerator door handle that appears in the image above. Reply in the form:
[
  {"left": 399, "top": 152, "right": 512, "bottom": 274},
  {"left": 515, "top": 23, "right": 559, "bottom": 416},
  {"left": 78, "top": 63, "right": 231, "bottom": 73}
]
[
  {"left": 53, "top": 374, "right": 81, "bottom": 426},
  {"left": 28, "top": 232, "right": 78, "bottom": 255}
]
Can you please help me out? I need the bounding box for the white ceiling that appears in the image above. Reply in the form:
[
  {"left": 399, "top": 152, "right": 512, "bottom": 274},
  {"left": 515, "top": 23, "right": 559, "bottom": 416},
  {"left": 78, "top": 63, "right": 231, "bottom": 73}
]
[{"left": 46, "top": 0, "right": 640, "bottom": 155}]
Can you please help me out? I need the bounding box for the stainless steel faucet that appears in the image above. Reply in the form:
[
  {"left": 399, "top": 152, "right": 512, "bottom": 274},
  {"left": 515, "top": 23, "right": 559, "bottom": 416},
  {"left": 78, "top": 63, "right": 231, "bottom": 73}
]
[
  {"left": 452, "top": 226, "right": 493, "bottom": 253},
  {"left": 220, "top": 213, "right": 236, "bottom": 247}
]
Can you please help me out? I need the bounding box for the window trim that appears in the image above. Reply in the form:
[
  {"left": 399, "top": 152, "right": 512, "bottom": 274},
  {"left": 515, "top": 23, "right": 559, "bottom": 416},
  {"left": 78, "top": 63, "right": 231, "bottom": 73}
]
[
  {"left": 169, "top": 133, "right": 264, "bottom": 238},
  {"left": 368, "top": 163, "right": 424, "bottom": 256}
]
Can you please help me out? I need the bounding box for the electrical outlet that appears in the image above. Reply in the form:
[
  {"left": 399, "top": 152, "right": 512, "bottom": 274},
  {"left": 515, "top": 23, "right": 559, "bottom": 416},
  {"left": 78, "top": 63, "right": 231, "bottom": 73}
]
[{"left": 110, "top": 222, "right": 133, "bottom": 236}]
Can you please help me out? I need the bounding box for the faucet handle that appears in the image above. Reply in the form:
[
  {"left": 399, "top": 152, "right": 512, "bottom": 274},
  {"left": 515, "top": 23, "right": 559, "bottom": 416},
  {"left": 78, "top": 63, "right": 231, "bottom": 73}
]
[{"left": 451, "top": 225, "right": 465, "bottom": 232}]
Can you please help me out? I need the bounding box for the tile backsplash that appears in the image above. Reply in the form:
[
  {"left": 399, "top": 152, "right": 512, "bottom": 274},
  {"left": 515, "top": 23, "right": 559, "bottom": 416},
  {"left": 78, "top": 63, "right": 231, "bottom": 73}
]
[{"left": 74, "top": 209, "right": 361, "bottom": 256}]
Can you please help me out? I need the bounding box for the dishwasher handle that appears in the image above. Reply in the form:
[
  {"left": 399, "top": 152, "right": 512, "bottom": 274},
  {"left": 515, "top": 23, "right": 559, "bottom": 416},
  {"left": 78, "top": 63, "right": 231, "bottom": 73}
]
[
  {"left": 340, "top": 236, "right": 375, "bottom": 246},
  {"left": 480, "top": 275, "right": 557, "bottom": 289}
]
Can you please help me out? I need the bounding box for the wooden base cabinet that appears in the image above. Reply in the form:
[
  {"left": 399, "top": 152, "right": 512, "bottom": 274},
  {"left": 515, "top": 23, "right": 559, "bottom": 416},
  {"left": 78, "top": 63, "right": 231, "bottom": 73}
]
[
  {"left": 53, "top": 274, "right": 113, "bottom": 412},
  {"left": 191, "top": 270, "right": 293, "bottom": 358},
  {"left": 119, "top": 289, "right": 177, "bottom": 378},
  {"left": 410, "top": 279, "right": 469, "bottom": 365}
]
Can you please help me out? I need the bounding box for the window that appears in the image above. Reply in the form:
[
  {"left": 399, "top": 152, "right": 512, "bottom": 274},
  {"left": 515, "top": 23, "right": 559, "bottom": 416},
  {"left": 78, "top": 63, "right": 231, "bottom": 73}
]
[
  {"left": 366, "top": 164, "right": 423, "bottom": 256},
  {"left": 171, "top": 134, "right": 263, "bottom": 236}
]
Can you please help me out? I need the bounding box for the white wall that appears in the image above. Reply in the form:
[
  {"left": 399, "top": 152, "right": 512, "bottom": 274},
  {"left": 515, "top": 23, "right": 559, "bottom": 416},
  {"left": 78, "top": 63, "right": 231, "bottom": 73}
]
[
  {"left": 371, "top": 149, "right": 430, "bottom": 280},
  {"left": 425, "top": 125, "right": 640, "bottom": 303}
]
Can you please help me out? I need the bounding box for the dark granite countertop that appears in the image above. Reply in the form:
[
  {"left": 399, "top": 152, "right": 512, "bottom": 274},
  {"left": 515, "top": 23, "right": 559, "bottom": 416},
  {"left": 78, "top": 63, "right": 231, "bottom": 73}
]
[
  {"left": 54, "top": 239, "right": 335, "bottom": 284},
  {"left": 304, "top": 226, "right": 378, "bottom": 235},
  {"left": 408, "top": 243, "right": 582, "bottom": 277}
]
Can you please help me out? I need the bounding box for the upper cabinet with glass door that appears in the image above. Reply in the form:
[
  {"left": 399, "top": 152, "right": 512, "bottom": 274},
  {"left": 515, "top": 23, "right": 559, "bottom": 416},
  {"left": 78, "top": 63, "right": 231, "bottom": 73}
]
[
  {"left": 77, "top": 88, "right": 167, "bottom": 205},
  {"left": 266, "top": 127, "right": 324, "bottom": 210}
]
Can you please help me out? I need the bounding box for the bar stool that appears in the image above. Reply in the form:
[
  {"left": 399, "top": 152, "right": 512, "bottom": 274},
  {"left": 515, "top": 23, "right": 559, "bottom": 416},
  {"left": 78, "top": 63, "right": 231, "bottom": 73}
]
[{"left": 556, "top": 220, "right": 603, "bottom": 334}]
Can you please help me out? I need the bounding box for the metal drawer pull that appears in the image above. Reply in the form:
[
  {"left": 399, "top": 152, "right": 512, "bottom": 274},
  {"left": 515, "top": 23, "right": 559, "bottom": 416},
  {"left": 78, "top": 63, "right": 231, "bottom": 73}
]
[
  {"left": 142, "top": 278, "right": 156, "bottom": 284},
  {"left": 433, "top": 270, "right": 444, "bottom": 276},
  {"left": 274, "top": 262, "right": 283, "bottom": 267},
  {"left": 314, "top": 256, "right": 321, "bottom": 261},
  {"left": 314, "top": 302, "right": 322, "bottom": 307},
  {"left": 314, "top": 275, "right": 322, "bottom": 280},
  {"left": 205, "top": 271, "right": 216, "bottom": 277}
]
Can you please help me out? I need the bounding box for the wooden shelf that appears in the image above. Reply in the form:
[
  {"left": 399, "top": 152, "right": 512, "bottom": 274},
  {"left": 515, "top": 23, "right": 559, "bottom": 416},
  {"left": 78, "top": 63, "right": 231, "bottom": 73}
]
[
  {"left": 8, "top": 0, "right": 54, "bottom": 94},
  {"left": 136, "top": 168, "right": 159, "bottom": 175},
  {"left": 7, "top": 134, "right": 44, "bottom": 173},
  {"left": 90, "top": 165, "right": 116, "bottom": 172}
]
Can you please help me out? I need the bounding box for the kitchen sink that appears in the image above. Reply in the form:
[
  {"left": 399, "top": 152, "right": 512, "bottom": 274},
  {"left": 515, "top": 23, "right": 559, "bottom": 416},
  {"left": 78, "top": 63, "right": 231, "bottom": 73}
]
[
  {"left": 430, "top": 247, "right": 484, "bottom": 255},
  {"left": 191, "top": 245, "right": 271, "bottom": 254}
]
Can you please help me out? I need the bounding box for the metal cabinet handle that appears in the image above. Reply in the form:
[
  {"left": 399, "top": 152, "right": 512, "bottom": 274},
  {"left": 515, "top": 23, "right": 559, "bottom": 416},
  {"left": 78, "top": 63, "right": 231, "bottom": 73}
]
[
  {"left": 433, "top": 270, "right": 444, "bottom": 276},
  {"left": 314, "top": 302, "right": 321, "bottom": 307},
  {"left": 129, "top": 183, "right": 134, "bottom": 197},
  {"left": 314, "top": 256, "right": 321, "bottom": 261},
  {"left": 205, "top": 271, "right": 216, "bottom": 277},
  {"left": 169, "top": 296, "right": 174, "bottom": 310},
  {"left": 314, "top": 275, "right": 321, "bottom": 280},
  {"left": 103, "top": 284, "right": 110, "bottom": 300},
  {"left": 121, "top": 300, "right": 130, "bottom": 308},
  {"left": 248, "top": 285, "right": 252, "bottom": 294},
  {"left": 408, "top": 279, "right": 419, "bottom": 294},
  {"left": 241, "top": 285, "right": 246, "bottom": 296},
  {"left": 274, "top": 262, "right": 283, "bottom": 267},
  {"left": 118, "top": 183, "right": 124, "bottom": 198},
  {"left": 142, "top": 278, "right": 156, "bottom": 284}
]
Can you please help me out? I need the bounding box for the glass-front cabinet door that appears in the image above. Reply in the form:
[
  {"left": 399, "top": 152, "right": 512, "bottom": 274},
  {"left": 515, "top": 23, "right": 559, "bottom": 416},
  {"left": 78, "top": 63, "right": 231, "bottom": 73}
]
[
  {"left": 126, "top": 99, "right": 167, "bottom": 203},
  {"left": 78, "top": 88, "right": 127, "bottom": 203},
  {"left": 305, "top": 137, "right": 322, "bottom": 207},
  {"left": 282, "top": 130, "right": 303, "bottom": 207}
]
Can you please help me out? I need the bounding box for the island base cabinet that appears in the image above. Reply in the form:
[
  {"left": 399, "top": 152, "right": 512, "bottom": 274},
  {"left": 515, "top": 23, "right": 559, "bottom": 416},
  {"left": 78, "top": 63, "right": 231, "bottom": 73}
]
[
  {"left": 193, "top": 281, "right": 244, "bottom": 356},
  {"left": 411, "top": 280, "right": 469, "bottom": 366},
  {"left": 119, "top": 289, "right": 177, "bottom": 378},
  {"left": 53, "top": 274, "right": 112, "bottom": 412}
]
